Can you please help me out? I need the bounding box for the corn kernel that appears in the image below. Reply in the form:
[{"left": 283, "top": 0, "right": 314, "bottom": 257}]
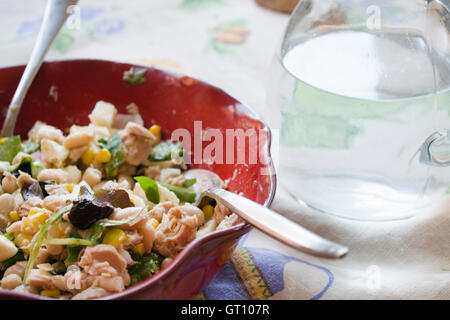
[
  {"left": 81, "top": 147, "right": 95, "bottom": 165},
  {"left": 28, "top": 208, "right": 49, "bottom": 224},
  {"left": 133, "top": 243, "right": 145, "bottom": 256},
  {"left": 95, "top": 149, "right": 111, "bottom": 163},
  {"left": 202, "top": 204, "right": 214, "bottom": 219},
  {"left": 22, "top": 208, "right": 49, "bottom": 235},
  {"left": 65, "top": 184, "right": 74, "bottom": 193},
  {"left": 148, "top": 124, "right": 161, "bottom": 137},
  {"left": 40, "top": 289, "right": 60, "bottom": 298},
  {"left": 0, "top": 137, "right": 8, "bottom": 144},
  {"left": 149, "top": 218, "right": 159, "bottom": 229},
  {"left": 14, "top": 233, "right": 33, "bottom": 254},
  {"left": 9, "top": 211, "right": 19, "bottom": 222},
  {"left": 102, "top": 229, "right": 127, "bottom": 248}
]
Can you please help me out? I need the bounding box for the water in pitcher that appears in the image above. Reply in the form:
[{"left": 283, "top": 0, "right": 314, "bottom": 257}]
[{"left": 272, "top": 28, "right": 450, "bottom": 220}]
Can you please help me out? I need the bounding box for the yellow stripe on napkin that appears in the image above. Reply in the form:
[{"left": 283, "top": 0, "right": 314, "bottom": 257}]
[{"left": 231, "top": 247, "right": 272, "bottom": 299}]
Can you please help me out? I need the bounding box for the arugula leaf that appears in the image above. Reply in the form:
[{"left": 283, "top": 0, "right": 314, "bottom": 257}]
[
  {"left": 97, "top": 138, "right": 108, "bottom": 146},
  {"left": 84, "top": 223, "right": 105, "bottom": 244},
  {"left": 30, "top": 161, "right": 45, "bottom": 178},
  {"left": 64, "top": 230, "right": 84, "bottom": 263},
  {"left": 100, "top": 134, "right": 125, "bottom": 177},
  {"left": 0, "top": 136, "right": 22, "bottom": 163},
  {"left": 84, "top": 208, "right": 144, "bottom": 244},
  {"left": 159, "top": 182, "right": 196, "bottom": 203},
  {"left": 9, "top": 155, "right": 45, "bottom": 179},
  {"left": 24, "top": 141, "right": 40, "bottom": 154},
  {"left": 3, "top": 232, "right": 14, "bottom": 241},
  {"left": 128, "top": 252, "right": 161, "bottom": 286},
  {"left": 182, "top": 178, "right": 196, "bottom": 188},
  {"left": 149, "top": 142, "right": 184, "bottom": 161},
  {"left": 123, "top": 67, "right": 148, "bottom": 86},
  {"left": 134, "top": 176, "right": 160, "bottom": 204}
]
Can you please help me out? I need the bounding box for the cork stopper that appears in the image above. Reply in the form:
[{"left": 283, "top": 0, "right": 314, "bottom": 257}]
[{"left": 255, "top": 0, "right": 299, "bottom": 13}]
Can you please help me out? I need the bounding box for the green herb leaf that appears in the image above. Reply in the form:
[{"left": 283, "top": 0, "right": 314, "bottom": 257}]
[
  {"left": 31, "top": 161, "right": 45, "bottom": 179},
  {"left": 64, "top": 230, "right": 83, "bottom": 263},
  {"left": 24, "top": 141, "right": 40, "bottom": 154},
  {"left": 98, "top": 207, "right": 144, "bottom": 228},
  {"left": 84, "top": 223, "right": 105, "bottom": 244},
  {"left": 149, "top": 142, "right": 184, "bottom": 162},
  {"left": 100, "top": 134, "right": 125, "bottom": 177},
  {"left": 134, "top": 176, "right": 160, "bottom": 204},
  {"left": 46, "top": 238, "right": 96, "bottom": 246},
  {"left": 83, "top": 207, "right": 144, "bottom": 245},
  {"left": 159, "top": 182, "right": 196, "bottom": 203},
  {"left": 97, "top": 138, "right": 108, "bottom": 146},
  {"left": 123, "top": 67, "right": 148, "bottom": 86},
  {"left": 128, "top": 252, "right": 161, "bottom": 286},
  {"left": 182, "top": 178, "right": 196, "bottom": 188},
  {"left": 9, "top": 155, "right": 45, "bottom": 179},
  {"left": 3, "top": 232, "right": 14, "bottom": 241},
  {"left": 23, "top": 204, "right": 72, "bottom": 283},
  {"left": 0, "top": 136, "right": 22, "bottom": 163}
]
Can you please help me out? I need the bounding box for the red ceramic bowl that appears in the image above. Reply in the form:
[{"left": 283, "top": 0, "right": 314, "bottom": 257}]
[{"left": 0, "top": 59, "right": 276, "bottom": 300}]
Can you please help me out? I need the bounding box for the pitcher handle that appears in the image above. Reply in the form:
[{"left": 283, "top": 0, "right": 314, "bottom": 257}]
[{"left": 419, "top": 131, "right": 450, "bottom": 167}]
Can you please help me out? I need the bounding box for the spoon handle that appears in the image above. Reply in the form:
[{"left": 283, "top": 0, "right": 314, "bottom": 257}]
[
  {"left": 1, "top": 0, "right": 79, "bottom": 137},
  {"left": 206, "top": 187, "right": 348, "bottom": 259}
]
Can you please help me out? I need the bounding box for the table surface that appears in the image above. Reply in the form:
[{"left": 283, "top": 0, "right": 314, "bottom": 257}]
[{"left": 1, "top": 0, "right": 449, "bottom": 299}]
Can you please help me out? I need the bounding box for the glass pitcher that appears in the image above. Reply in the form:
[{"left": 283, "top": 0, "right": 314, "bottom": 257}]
[{"left": 268, "top": 0, "right": 450, "bottom": 220}]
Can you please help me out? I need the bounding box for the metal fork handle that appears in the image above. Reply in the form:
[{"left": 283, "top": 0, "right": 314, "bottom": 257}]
[
  {"left": 202, "top": 187, "right": 348, "bottom": 259},
  {"left": 1, "top": 0, "right": 79, "bottom": 137}
]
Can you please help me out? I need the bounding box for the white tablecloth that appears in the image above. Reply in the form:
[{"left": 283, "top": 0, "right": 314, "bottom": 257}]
[{"left": 1, "top": 0, "right": 449, "bottom": 299}]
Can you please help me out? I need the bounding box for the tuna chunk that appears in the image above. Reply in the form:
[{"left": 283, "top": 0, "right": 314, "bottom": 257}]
[
  {"left": 120, "top": 122, "right": 156, "bottom": 166},
  {"left": 213, "top": 202, "right": 230, "bottom": 225},
  {"left": 148, "top": 201, "right": 176, "bottom": 222},
  {"left": 72, "top": 287, "right": 110, "bottom": 300},
  {"left": 78, "top": 244, "right": 130, "bottom": 293},
  {"left": 153, "top": 206, "right": 197, "bottom": 258},
  {"left": 180, "top": 203, "right": 205, "bottom": 226},
  {"left": 27, "top": 269, "right": 53, "bottom": 290}
]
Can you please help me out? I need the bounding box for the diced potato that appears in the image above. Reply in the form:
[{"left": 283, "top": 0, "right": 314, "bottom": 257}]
[
  {"left": 88, "top": 101, "right": 117, "bottom": 128},
  {"left": 37, "top": 125, "right": 64, "bottom": 144},
  {"left": 63, "top": 165, "right": 82, "bottom": 184},
  {"left": 82, "top": 167, "right": 102, "bottom": 188},
  {"left": 27, "top": 121, "right": 46, "bottom": 142},
  {"left": 37, "top": 165, "right": 81, "bottom": 184},
  {"left": 0, "top": 234, "right": 18, "bottom": 261},
  {"left": 40, "top": 139, "right": 69, "bottom": 168},
  {"left": 63, "top": 131, "right": 94, "bottom": 150}
]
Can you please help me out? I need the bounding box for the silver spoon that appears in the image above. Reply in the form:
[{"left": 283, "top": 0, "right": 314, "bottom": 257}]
[
  {"left": 184, "top": 169, "right": 348, "bottom": 259},
  {"left": 1, "top": 0, "right": 79, "bottom": 137}
]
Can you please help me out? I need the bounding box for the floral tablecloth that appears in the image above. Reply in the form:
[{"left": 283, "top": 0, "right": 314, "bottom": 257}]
[{"left": 1, "top": 0, "right": 449, "bottom": 299}]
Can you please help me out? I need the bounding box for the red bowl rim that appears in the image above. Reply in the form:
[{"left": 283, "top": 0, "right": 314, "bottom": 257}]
[{"left": 0, "top": 59, "right": 277, "bottom": 300}]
